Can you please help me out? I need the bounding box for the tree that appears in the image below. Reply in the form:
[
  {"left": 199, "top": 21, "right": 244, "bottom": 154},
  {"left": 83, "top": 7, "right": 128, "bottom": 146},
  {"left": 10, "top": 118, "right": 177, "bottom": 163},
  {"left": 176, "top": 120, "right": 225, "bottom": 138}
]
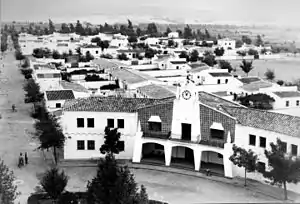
[
  {"left": 52, "top": 50, "right": 61, "bottom": 59},
  {"left": 248, "top": 49, "right": 258, "bottom": 56},
  {"left": 39, "top": 167, "right": 68, "bottom": 201},
  {"left": 0, "top": 159, "right": 19, "bottom": 204},
  {"left": 15, "top": 49, "right": 25, "bottom": 61},
  {"left": 91, "top": 37, "right": 101, "bottom": 45},
  {"left": 237, "top": 50, "right": 247, "bottom": 57},
  {"left": 23, "top": 79, "right": 44, "bottom": 106},
  {"left": 87, "top": 154, "right": 147, "bottom": 204},
  {"left": 214, "top": 47, "right": 225, "bottom": 56},
  {"left": 118, "top": 53, "right": 129, "bottom": 61},
  {"left": 128, "top": 36, "right": 138, "bottom": 44},
  {"left": 99, "top": 41, "right": 110, "bottom": 51},
  {"left": 69, "top": 23, "right": 75, "bottom": 33},
  {"left": 100, "top": 127, "right": 123, "bottom": 155},
  {"left": 204, "top": 29, "right": 211, "bottom": 39},
  {"left": 189, "top": 50, "right": 199, "bottom": 62},
  {"left": 146, "top": 23, "right": 158, "bottom": 37},
  {"left": 34, "top": 110, "right": 65, "bottom": 164},
  {"left": 235, "top": 39, "right": 243, "bottom": 48},
  {"left": 240, "top": 60, "right": 254, "bottom": 76},
  {"left": 85, "top": 51, "right": 94, "bottom": 61},
  {"left": 218, "top": 60, "right": 233, "bottom": 73},
  {"left": 179, "top": 51, "right": 189, "bottom": 61},
  {"left": 60, "top": 23, "right": 70, "bottom": 33},
  {"left": 75, "top": 20, "right": 84, "bottom": 35},
  {"left": 229, "top": 145, "right": 258, "bottom": 186},
  {"left": 136, "top": 27, "right": 142, "bottom": 37},
  {"left": 255, "top": 35, "right": 263, "bottom": 47},
  {"left": 277, "top": 80, "right": 284, "bottom": 86},
  {"left": 164, "top": 27, "right": 172, "bottom": 37},
  {"left": 264, "top": 69, "right": 275, "bottom": 81},
  {"left": 168, "top": 39, "right": 175, "bottom": 47},
  {"left": 262, "top": 139, "right": 300, "bottom": 200},
  {"left": 238, "top": 93, "right": 275, "bottom": 110},
  {"left": 145, "top": 48, "right": 156, "bottom": 59},
  {"left": 242, "top": 35, "right": 252, "bottom": 45},
  {"left": 202, "top": 52, "right": 216, "bottom": 67},
  {"left": 21, "top": 58, "right": 30, "bottom": 69},
  {"left": 48, "top": 19, "right": 56, "bottom": 34},
  {"left": 183, "top": 25, "right": 193, "bottom": 39}
]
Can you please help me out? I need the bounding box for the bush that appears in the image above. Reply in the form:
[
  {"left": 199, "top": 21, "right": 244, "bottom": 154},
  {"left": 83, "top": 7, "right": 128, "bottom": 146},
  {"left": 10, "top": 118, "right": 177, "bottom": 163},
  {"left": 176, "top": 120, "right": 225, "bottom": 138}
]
[
  {"left": 21, "top": 68, "right": 33, "bottom": 76},
  {"left": 100, "top": 84, "right": 119, "bottom": 90},
  {"left": 84, "top": 74, "right": 108, "bottom": 82},
  {"left": 277, "top": 80, "right": 284, "bottom": 86},
  {"left": 25, "top": 74, "right": 33, "bottom": 79}
]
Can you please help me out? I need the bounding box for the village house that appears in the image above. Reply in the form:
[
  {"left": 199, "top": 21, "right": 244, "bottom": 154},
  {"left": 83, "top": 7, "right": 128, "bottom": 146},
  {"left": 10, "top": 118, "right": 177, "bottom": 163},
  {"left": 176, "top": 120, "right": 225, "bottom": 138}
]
[
  {"left": 217, "top": 38, "right": 236, "bottom": 50},
  {"left": 168, "top": 32, "right": 179, "bottom": 39},
  {"left": 116, "top": 49, "right": 145, "bottom": 60},
  {"left": 189, "top": 67, "right": 233, "bottom": 85},
  {"left": 80, "top": 44, "right": 102, "bottom": 58},
  {"left": 44, "top": 90, "right": 75, "bottom": 111},
  {"left": 136, "top": 84, "right": 176, "bottom": 99}
]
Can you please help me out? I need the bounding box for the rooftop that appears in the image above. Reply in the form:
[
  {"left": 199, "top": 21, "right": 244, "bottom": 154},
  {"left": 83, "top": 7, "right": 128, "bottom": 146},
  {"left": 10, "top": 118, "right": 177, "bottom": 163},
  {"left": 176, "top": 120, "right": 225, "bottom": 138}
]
[
  {"left": 212, "top": 91, "right": 231, "bottom": 97},
  {"left": 45, "top": 90, "right": 75, "bottom": 101},
  {"left": 60, "top": 81, "right": 89, "bottom": 93},
  {"left": 237, "top": 77, "right": 261, "bottom": 84},
  {"left": 189, "top": 62, "right": 209, "bottom": 69},
  {"left": 93, "top": 58, "right": 119, "bottom": 70},
  {"left": 241, "top": 81, "right": 273, "bottom": 91},
  {"left": 170, "top": 61, "right": 187, "bottom": 65},
  {"left": 110, "top": 68, "right": 159, "bottom": 84},
  {"left": 63, "top": 97, "right": 173, "bottom": 112},
  {"left": 209, "top": 72, "right": 232, "bottom": 77},
  {"left": 273, "top": 91, "right": 300, "bottom": 98},
  {"left": 137, "top": 84, "right": 176, "bottom": 99},
  {"left": 222, "top": 106, "right": 300, "bottom": 138},
  {"left": 198, "top": 91, "right": 242, "bottom": 109}
]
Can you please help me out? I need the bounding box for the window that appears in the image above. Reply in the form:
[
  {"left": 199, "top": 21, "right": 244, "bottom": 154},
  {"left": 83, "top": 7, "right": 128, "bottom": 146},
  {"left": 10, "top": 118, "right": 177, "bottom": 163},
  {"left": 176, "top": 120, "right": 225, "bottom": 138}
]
[
  {"left": 257, "top": 162, "right": 266, "bottom": 173},
  {"left": 87, "top": 118, "right": 94, "bottom": 128},
  {"left": 176, "top": 66, "right": 179, "bottom": 69},
  {"left": 286, "top": 101, "right": 289, "bottom": 107},
  {"left": 297, "top": 100, "right": 299, "bottom": 106},
  {"left": 148, "top": 122, "right": 162, "bottom": 131},
  {"left": 77, "top": 140, "right": 85, "bottom": 150},
  {"left": 117, "top": 119, "right": 124, "bottom": 129},
  {"left": 225, "top": 79, "right": 228, "bottom": 84},
  {"left": 217, "top": 79, "right": 221, "bottom": 84},
  {"left": 55, "top": 103, "right": 61, "bottom": 108},
  {"left": 249, "top": 134, "right": 256, "bottom": 146},
  {"left": 259, "top": 137, "right": 266, "bottom": 148},
  {"left": 281, "top": 142, "right": 287, "bottom": 153},
  {"left": 210, "top": 129, "right": 224, "bottom": 140},
  {"left": 96, "top": 50, "right": 99, "bottom": 54},
  {"left": 87, "top": 140, "right": 95, "bottom": 150},
  {"left": 291, "top": 144, "right": 298, "bottom": 156},
  {"left": 117, "top": 141, "right": 125, "bottom": 151},
  {"left": 77, "top": 118, "right": 84, "bottom": 128},
  {"left": 107, "top": 119, "right": 114, "bottom": 128}
]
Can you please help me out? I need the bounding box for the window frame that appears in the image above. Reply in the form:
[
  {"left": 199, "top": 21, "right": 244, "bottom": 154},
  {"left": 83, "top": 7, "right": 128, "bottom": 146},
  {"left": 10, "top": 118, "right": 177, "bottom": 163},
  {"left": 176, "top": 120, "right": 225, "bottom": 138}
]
[
  {"left": 297, "top": 100, "right": 299, "bottom": 106},
  {"left": 77, "top": 118, "right": 84, "bottom": 128},
  {"left": 117, "top": 119, "right": 124, "bottom": 129},
  {"left": 259, "top": 136, "right": 266, "bottom": 148},
  {"left": 286, "top": 101, "right": 289, "bottom": 107},
  {"left": 107, "top": 118, "right": 114, "bottom": 128},
  {"left": 87, "top": 140, "right": 95, "bottom": 150},
  {"left": 291, "top": 144, "right": 298, "bottom": 156},
  {"left": 77, "top": 140, "right": 85, "bottom": 150},
  {"left": 87, "top": 118, "right": 95, "bottom": 128},
  {"left": 55, "top": 103, "right": 61, "bottom": 108},
  {"left": 249, "top": 134, "right": 256, "bottom": 146}
]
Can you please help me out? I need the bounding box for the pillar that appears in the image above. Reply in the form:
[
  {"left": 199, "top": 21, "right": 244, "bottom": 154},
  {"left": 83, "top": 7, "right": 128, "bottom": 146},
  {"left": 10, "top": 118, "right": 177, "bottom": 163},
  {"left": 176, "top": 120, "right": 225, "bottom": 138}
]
[
  {"left": 193, "top": 148, "right": 202, "bottom": 171},
  {"left": 164, "top": 143, "right": 172, "bottom": 166},
  {"left": 132, "top": 132, "right": 143, "bottom": 163},
  {"left": 224, "top": 143, "right": 233, "bottom": 178}
]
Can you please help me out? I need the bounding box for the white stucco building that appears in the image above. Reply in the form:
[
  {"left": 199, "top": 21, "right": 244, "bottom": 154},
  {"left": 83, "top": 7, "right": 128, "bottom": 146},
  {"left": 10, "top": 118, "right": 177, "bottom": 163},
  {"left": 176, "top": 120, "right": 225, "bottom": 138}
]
[
  {"left": 217, "top": 38, "right": 236, "bottom": 50},
  {"left": 44, "top": 90, "right": 75, "bottom": 111},
  {"left": 80, "top": 45, "right": 102, "bottom": 59}
]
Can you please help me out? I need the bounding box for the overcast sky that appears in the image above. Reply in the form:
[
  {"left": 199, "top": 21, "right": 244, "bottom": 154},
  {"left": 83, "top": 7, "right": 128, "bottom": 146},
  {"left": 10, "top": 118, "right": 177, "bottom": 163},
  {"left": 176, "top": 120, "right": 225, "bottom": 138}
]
[{"left": 2, "top": 0, "right": 300, "bottom": 26}]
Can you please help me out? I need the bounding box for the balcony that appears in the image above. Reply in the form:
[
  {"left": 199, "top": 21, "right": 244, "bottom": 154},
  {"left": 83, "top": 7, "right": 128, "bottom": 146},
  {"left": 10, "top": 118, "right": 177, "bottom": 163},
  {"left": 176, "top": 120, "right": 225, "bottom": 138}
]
[
  {"left": 142, "top": 131, "right": 171, "bottom": 139},
  {"left": 199, "top": 139, "right": 225, "bottom": 148}
]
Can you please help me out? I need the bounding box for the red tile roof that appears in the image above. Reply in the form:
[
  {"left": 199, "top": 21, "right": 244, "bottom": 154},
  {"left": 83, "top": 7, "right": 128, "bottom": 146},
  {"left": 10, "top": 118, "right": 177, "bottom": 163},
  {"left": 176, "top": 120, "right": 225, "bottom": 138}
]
[{"left": 45, "top": 90, "right": 75, "bottom": 101}]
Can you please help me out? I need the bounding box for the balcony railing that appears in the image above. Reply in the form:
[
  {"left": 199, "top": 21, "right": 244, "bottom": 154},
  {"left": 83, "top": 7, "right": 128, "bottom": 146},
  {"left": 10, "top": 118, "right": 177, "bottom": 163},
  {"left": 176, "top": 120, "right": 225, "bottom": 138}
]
[
  {"left": 199, "top": 139, "right": 225, "bottom": 148},
  {"left": 142, "top": 131, "right": 171, "bottom": 139}
]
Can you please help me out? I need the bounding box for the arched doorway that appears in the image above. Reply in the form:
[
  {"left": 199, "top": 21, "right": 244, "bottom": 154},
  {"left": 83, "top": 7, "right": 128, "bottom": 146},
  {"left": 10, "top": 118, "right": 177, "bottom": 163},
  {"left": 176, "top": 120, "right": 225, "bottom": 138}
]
[
  {"left": 141, "top": 143, "right": 165, "bottom": 165},
  {"left": 170, "top": 146, "right": 194, "bottom": 170},
  {"left": 201, "top": 151, "right": 224, "bottom": 176}
]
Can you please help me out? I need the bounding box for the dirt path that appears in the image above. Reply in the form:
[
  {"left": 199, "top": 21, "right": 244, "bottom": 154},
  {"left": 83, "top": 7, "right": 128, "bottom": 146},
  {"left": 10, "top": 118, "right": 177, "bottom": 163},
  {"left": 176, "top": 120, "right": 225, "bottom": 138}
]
[{"left": 0, "top": 42, "right": 48, "bottom": 204}]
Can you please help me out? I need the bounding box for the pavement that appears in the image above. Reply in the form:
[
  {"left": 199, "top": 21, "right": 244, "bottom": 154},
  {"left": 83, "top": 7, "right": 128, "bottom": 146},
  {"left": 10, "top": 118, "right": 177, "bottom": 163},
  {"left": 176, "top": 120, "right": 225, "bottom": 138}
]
[{"left": 0, "top": 46, "right": 49, "bottom": 204}]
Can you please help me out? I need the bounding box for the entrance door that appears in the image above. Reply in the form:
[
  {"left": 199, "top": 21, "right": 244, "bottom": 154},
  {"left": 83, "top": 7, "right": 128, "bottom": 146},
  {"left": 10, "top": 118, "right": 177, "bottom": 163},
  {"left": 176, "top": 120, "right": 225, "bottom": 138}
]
[
  {"left": 181, "top": 123, "right": 191, "bottom": 141},
  {"left": 185, "top": 148, "right": 194, "bottom": 162}
]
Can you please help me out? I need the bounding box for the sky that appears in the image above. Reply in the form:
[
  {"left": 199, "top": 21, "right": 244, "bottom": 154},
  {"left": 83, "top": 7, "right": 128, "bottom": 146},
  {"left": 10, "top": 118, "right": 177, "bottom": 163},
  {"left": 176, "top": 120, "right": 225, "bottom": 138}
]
[{"left": 2, "top": 0, "right": 300, "bottom": 26}]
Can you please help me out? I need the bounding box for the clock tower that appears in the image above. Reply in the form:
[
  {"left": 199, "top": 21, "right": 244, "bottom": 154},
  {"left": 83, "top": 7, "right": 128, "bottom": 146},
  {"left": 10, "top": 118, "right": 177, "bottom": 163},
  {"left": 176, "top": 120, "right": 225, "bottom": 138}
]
[{"left": 176, "top": 80, "right": 198, "bottom": 103}]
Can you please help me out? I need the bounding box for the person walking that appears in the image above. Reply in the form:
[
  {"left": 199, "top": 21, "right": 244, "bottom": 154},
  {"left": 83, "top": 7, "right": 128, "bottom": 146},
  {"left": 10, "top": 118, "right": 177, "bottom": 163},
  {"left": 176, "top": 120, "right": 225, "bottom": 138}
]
[
  {"left": 24, "top": 152, "right": 28, "bottom": 165},
  {"left": 18, "top": 153, "right": 24, "bottom": 168}
]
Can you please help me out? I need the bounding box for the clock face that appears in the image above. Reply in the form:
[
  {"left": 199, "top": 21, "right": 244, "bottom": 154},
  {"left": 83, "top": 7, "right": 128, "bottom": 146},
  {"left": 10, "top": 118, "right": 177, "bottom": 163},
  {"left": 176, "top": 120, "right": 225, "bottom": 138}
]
[{"left": 182, "top": 90, "right": 192, "bottom": 100}]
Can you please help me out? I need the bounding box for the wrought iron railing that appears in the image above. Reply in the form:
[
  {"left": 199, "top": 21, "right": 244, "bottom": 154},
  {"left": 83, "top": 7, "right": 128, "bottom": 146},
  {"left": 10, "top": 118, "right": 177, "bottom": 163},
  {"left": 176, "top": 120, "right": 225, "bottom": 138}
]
[
  {"left": 142, "top": 131, "right": 171, "bottom": 139},
  {"left": 199, "top": 139, "right": 225, "bottom": 148}
]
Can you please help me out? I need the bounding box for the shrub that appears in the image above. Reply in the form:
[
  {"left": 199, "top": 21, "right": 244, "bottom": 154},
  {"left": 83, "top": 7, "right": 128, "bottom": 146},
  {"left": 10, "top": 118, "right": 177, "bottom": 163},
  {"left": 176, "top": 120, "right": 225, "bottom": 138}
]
[
  {"left": 100, "top": 84, "right": 119, "bottom": 90},
  {"left": 20, "top": 68, "right": 33, "bottom": 76},
  {"left": 85, "top": 74, "right": 108, "bottom": 82}
]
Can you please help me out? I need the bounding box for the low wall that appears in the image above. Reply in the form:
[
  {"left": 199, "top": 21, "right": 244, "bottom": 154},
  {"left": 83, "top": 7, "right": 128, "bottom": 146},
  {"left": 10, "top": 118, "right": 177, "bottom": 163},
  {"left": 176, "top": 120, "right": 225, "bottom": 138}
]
[{"left": 76, "top": 80, "right": 115, "bottom": 89}]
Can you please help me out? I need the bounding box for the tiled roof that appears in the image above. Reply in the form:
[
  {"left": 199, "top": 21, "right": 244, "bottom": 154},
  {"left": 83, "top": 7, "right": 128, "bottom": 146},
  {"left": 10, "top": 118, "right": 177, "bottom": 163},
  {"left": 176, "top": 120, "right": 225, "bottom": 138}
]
[
  {"left": 63, "top": 97, "right": 173, "bottom": 112},
  {"left": 237, "top": 77, "right": 261, "bottom": 84},
  {"left": 241, "top": 81, "right": 273, "bottom": 91},
  {"left": 273, "top": 91, "right": 300, "bottom": 98},
  {"left": 222, "top": 106, "right": 300, "bottom": 138},
  {"left": 45, "top": 90, "right": 75, "bottom": 101},
  {"left": 198, "top": 91, "right": 242, "bottom": 109},
  {"left": 189, "top": 62, "right": 209, "bottom": 69},
  {"left": 137, "top": 84, "right": 176, "bottom": 99},
  {"left": 60, "top": 81, "right": 89, "bottom": 93},
  {"left": 209, "top": 72, "right": 232, "bottom": 77}
]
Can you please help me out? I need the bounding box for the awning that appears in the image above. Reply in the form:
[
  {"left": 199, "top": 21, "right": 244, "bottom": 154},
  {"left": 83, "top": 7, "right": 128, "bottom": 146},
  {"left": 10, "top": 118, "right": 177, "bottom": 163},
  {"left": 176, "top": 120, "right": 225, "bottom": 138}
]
[
  {"left": 210, "top": 122, "right": 224, "bottom": 131},
  {"left": 148, "top": 116, "right": 162, "bottom": 123}
]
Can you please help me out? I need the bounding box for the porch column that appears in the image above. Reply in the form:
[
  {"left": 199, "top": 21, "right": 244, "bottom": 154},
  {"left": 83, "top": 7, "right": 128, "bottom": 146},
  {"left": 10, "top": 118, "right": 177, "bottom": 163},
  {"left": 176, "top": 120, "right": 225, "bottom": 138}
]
[
  {"left": 193, "top": 148, "right": 202, "bottom": 171},
  {"left": 132, "top": 132, "right": 143, "bottom": 163},
  {"left": 164, "top": 143, "right": 172, "bottom": 166},
  {"left": 224, "top": 142, "right": 233, "bottom": 178}
]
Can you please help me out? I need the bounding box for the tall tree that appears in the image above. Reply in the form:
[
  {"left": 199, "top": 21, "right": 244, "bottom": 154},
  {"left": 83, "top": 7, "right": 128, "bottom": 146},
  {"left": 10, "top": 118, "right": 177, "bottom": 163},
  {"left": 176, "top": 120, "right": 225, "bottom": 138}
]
[
  {"left": 0, "top": 159, "right": 19, "bottom": 204},
  {"left": 146, "top": 23, "right": 158, "bottom": 37},
  {"left": 23, "top": 79, "right": 44, "bottom": 106},
  {"left": 52, "top": 50, "right": 61, "bottom": 59},
  {"left": 202, "top": 52, "right": 216, "bottom": 67},
  {"left": 214, "top": 47, "right": 225, "bottom": 56},
  {"left": 205, "top": 29, "right": 211, "bottom": 39},
  {"left": 136, "top": 27, "right": 142, "bottom": 37},
  {"left": 218, "top": 60, "right": 233, "bottom": 73},
  {"left": 34, "top": 109, "right": 65, "bottom": 164},
  {"left": 190, "top": 50, "right": 199, "bottom": 62},
  {"left": 240, "top": 60, "right": 254, "bottom": 76},
  {"left": 48, "top": 19, "right": 56, "bottom": 34},
  {"left": 60, "top": 23, "right": 70, "bottom": 33},
  {"left": 255, "top": 35, "right": 264, "bottom": 47},
  {"left": 242, "top": 35, "right": 252, "bottom": 45},
  {"left": 264, "top": 69, "right": 275, "bottom": 81},
  {"left": 183, "top": 25, "right": 193, "bottom": 39},
  {"left": 39, "top": 167, "right": 68, "bottom": 201},
  {"left": 262, "top": 139, "right": 300, "bottom": 200},
  {"left": 69, "top": 23, "right": 75, "bottom": 33},
  {"left": 165, "top": 27, "right": 172, "bottom": 37},
  {"left": 229, "top": 145, "right": 258, "bottom": 186},
  {"left": 100, "top": 127, "right": 123, "bottom": 155},
  {"left": 75, "top": 20, "right": 84, "bottom": 35},
  {"left": 87, "top": 154, "right": 148, "bottom": 204}
]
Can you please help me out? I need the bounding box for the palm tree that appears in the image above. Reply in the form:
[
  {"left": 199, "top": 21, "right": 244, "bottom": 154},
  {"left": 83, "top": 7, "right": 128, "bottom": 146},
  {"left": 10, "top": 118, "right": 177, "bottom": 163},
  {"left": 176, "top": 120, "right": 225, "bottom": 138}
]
[{"left": 240, "top": 60, "right": 254, "bottom": 76}]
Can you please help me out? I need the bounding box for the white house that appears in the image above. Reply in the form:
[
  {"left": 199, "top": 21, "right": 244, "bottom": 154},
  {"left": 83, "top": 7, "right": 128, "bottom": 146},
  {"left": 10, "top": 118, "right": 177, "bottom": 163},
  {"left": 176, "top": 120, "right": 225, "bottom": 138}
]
[
  {"left": 189, "top": 67, "right": 234, "bottom": 85},
  {"left": 268, "top": 90, "right": 300, "bottom": 109},
  {"left": 60, "top": 81, "right": 90, "bottom": 98},
  {"left": 32, "top": 69, "right": 62, "bottom": 92},
  {"left": 44, "top": 90, "right": 75, "bottom": 111},
  {"left": 110, "top": 38, "right": 129, "bottom": 48},
  {"left": 168, "top": 32, "right": 179, "bottom": 39},
  {"left": 154, "top": 57, "right": 190, "bottom": 70},
  {"left": 217, "top": 38, "right": 236, "bottom": 50},
  {"left": 80, "top": 45, "right": 102, "bottom": 58},
  {"left": 144, "top": 38, "right": 160, "bottom": 46}
]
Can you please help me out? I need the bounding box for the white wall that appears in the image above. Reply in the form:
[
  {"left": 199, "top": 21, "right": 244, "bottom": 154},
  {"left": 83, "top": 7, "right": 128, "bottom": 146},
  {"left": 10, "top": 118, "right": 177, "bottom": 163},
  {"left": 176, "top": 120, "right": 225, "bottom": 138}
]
[
  {"left": 46, "top": 99, "right": 65, "bottom": 109},
  {"left": 76, "top": 80, "right": 115, "bottom": 89},
  {"left": 81, "top": 47, "right": 102, "bottom": 58}
]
